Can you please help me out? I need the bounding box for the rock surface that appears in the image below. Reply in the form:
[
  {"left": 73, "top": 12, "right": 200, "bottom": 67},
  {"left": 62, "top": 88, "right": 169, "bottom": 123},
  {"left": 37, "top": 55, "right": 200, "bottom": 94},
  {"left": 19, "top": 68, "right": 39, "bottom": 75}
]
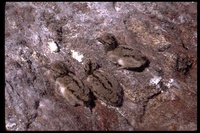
[{"left": 5, "top": 2, "right": 197, "bottom": 131}]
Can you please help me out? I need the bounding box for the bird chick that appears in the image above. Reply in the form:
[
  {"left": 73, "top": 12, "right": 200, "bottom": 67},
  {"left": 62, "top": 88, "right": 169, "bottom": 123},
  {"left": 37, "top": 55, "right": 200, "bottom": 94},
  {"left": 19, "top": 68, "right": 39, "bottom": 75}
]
[
  {"left": 50, "top": 61, "right": 69, "bottom": 79},
  {"left": 50, "top": 61, "right": 92, "bottom": 107},
  {"left": 107, "top": 45, "right": 148, "bottom": 69},
  {"left": 85, "top": 68, "right": 123, "bottom": 107},
  {"left": 97, "top": 33, "right": 119, "bottom": 52},
  {"left": 83, "top": 59, "right": 123, "bottom": 107},
  {"left": 55, "top": 73, "right": 91, "bottom": 107},
  {"left": 97, "top": 33, "right": 148, "bottom": 70},
  {"left": 83, "top": 58, "right": 99, "bottom": 75}
]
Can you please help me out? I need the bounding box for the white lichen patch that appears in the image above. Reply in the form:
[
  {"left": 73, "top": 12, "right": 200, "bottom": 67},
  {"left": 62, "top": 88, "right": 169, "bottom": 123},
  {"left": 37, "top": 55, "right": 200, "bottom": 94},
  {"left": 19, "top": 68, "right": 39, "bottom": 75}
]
[
  {"left": 166, "top": 78, "right": 174, "bottom": 88},
  {"left": 71, "top": 50, "right": 84, "bottom": 62},
  {"left": 47, "top": 41, "right": 59, "bottom": 53},
  {"left": 115, "top": 6, "right": 121, "bottom": 12},
  {"left": 149, "top": 76, "right": 162, "bottom": 86},
  {"left": 166, "top": 78, "right": 180, "bottom": 89}
]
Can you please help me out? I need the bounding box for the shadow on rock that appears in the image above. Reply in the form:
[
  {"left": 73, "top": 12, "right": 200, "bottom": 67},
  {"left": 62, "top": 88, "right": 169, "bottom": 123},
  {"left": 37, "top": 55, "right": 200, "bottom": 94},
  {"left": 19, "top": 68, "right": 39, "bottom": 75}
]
[{"left": 126, "top": 59, "right": 150, "bottom": 72}]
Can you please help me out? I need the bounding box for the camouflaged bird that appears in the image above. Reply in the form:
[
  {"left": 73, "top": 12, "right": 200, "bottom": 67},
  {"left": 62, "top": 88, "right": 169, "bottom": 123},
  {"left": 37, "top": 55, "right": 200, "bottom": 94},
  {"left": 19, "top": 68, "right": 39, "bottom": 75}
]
[
  {"left": 50, "top": 61, "right": 92, "bottom": 107},
  {"left": 97, "top": 33, "right": 148, "bottom": 70},
  {"left": 83, "top": 58, "right": 123, "bottom": 107}
]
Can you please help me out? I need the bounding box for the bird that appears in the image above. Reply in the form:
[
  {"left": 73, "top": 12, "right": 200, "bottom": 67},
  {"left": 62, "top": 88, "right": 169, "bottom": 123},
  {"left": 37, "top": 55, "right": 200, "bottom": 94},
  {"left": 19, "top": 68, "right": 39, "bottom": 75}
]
[
  {"left": 49, "top": 61, "right": 92, "bottom": 107},
  {"left": 97, "top": 33, "right": 148, "bottom": 70}
]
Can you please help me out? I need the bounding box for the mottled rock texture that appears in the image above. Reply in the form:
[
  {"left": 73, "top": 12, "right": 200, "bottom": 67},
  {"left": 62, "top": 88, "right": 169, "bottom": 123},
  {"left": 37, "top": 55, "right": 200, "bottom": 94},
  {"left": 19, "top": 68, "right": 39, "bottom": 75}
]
[{"left": 5, "top": 2, "right": 197, "bottom": 131}]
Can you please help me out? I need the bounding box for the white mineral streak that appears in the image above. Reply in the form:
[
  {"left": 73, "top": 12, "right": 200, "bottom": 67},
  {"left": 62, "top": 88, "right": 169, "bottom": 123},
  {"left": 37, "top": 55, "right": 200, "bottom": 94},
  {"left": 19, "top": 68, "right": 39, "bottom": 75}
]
[
  {"left": 71, "top": 50, "right": 84, "bottom": 62},
  {"left": 99, "top": 100, "right": 116, "bottom": 109},
  {"left": 48, "top": 41, "right": 59, "bottom": 53},
  {"left": 115, "top": 108, "right": 126, "bottom": 117}
]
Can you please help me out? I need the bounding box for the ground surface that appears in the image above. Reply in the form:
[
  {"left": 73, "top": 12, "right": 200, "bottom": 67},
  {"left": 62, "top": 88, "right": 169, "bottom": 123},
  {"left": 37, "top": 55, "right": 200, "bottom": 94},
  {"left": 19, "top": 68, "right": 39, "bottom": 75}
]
[{"left": 5, "top": 2, "right": 197, "bottom": 131}]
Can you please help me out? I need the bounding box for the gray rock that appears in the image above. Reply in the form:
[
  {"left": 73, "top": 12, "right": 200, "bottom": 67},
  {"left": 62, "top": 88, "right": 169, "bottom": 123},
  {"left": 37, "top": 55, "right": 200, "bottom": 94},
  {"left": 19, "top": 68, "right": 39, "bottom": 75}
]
[{"left": 5, "top": 2, "right": 197, "bottom": 131}]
